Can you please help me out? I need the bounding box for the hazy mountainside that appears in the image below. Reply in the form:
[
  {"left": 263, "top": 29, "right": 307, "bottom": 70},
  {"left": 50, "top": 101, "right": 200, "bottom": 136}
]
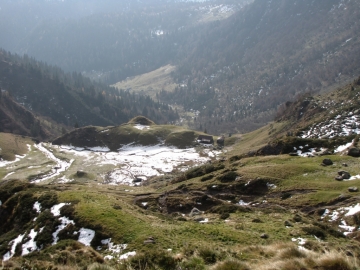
[
  {"left": 160, "top": 0, "right": 360, "bottom": 134},
  {"left": 0, "top": 0, "right": 251, "bottom": 83},
  {"left": 0, "top": 50, "right": 178, "bottom": 129},
  {"left": 3, "top": 78, "right": 360, "bottom": 269},
  {"left": 0, "top": 91, "right": 49, "bottom": 140}
]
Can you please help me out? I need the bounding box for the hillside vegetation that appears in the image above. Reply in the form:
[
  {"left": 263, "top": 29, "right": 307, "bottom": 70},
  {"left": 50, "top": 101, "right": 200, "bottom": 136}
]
[
  {"left": 0, "top": 50, "right": 179, "bottom": 130},
  {"left": 2, "top": 79, "right": 360, "bottom": 269}
]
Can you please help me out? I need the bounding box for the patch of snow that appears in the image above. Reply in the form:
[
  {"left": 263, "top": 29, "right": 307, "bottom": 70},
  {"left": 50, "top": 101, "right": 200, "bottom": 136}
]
[
  {"left": 344, "top": 203, "right": 360, "bottom": 216},
  {"left": 119, "top": 251, "right": 136, "bottom": 260},
  {"left": 339, "top": 220, "right": 355, "bottom": 235},
  {"left": 141, "top": 202, "right": 148, "bottom": 206},
  {"left": 238, "top": 200, "right": 250, "bottom": 206},
  {"left": 87, "top": 146, "right": 110, "bottom": 152},
  {"left": 0, "top": 154, "right": 25, "bottom": 168},
  {"left": 321, "top": 209, "right": 330, "bottom": 219},
  {"left": 334, "top": 141, "right": 353, "bottom": 153},
  {"left": 104, "top": 255, "right": 114, "bottom": 260},
  {"left": 4, "top": 171, "right": 15, "bottom": 179},
  {"left": 348, "top": 175, "right": 360, "bottom": 181},
  {"left": 78, "top": 228, "right": 95, "bottom": 246},
  {"left": 22, "top": 229, "right": 38, "bottom": 256},
  {"left": 33, "top": 143, "right": 74, "bottom": 182},
  {"left": 3, "top": 234, "right": 25, "bottom": 261},
  {"left": 266, "top": 182, "right": 277, "bottom": 189},
  {"left": 52, "top": 216, "right": 75, "bottom": 245},
  {"left": 199, "top": 218, "right": 209, "bottom": 223},
  {"left": 58, "top": 176, "right": 74, "bottom": 183},
  {"left": 292, "top": 237, "right": 306, "bottom": 245},
  {"left": 51, "top": 203, "right": 70, "bottom": 217},
  {"left": 33, "top": 201, "right": 41, "bottom": 213},
  {"left": 134, "top": 124, "right": 150, "bottom": 130}
]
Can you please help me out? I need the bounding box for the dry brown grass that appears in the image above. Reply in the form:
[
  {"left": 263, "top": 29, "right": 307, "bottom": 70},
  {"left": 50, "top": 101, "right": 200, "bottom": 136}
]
[
  {"left": 111, "top": 65, "right": 177, "bottom": 99},
  {"left": 246, "top": 243, "right": 357, "bottom": 270},
  {"left": 0, "top": 132, "right": 32, "bottom": 160}
]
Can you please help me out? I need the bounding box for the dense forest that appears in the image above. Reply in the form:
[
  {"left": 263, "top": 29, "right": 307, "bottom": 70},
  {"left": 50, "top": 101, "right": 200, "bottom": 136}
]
[{"left": 0, "top": 49, "right": 178, "bottom": 128}]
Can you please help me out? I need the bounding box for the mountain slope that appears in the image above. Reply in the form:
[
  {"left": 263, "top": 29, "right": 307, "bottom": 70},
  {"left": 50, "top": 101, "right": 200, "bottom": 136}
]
[
  {"left": 0, "top": 91, "right": 50, "bottom": 140},
  {"left": 162, "top": 0, "right": 360, "bottom": 134},
  {"left": 2, "top": 79, "right": 360, "bottom": 269},
  {"left": 0, "top": 50, "right": 179, "bottom": 128}
]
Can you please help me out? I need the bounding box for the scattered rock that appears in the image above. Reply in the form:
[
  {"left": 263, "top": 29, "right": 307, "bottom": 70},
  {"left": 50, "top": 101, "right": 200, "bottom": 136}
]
[
  {"left": 293, "top": 214, "right": 302, "bottom": 223},
  {"left": 348, "top": 187, "right": 359, "bottom": 192},
  {"left": 335, "top": 176, "right": 344, "bottom": 181},
  {"left": 76, "top": 170, "right": 86, "bottom": 177},
  {"left": 348, "top": 148, "right": 360, "bottom": 157},
  {"left": 289, "top": 152, "right": 298, "bottom": 156},
  {"left": 144, "top": 236, "right": 156, "bottom": 244},
  {"left": 133, "top": 178, "right": 143, "bottom": 183},
  {"left": 260, "top": 233, "right": 269, "bottom": 239},
  {"left": 337, "top": 171, "right": 351, "bottom": 180},
  {"left": 189, "top": 207, "right": 202, "bottom": 217},
  {"left": 284, "top": 220, "right": 293, "bottom": 227},
  {"left": 342, "top": 163, "right": 348, "bottom": 167},
  {"left": 321, "top": 159, "right": 333, "bottom": 166},
  {"left": 193, "top": 217, "right": 205, "bottom": 222}
]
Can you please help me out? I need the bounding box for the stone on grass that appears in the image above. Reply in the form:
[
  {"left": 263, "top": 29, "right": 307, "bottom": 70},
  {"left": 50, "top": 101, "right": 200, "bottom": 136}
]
[
  {"left": 76, "top": 170, "right": 87, "bottom": 177},
  {"left": 260, "top": 233, "right": 269, "bottom": 239},
  {"left": 293, "top": 214, "right": 302, "bottom": 223},
  {"left": 144, "top": 236, "right": 156, "bottom": 244},
  {"left": 348, "top": 148, "right": 360, "bottom": 157},
  {"left": 284, "top": 220, "right": 293, "bottom": 227},
  {"left": 321, "top": 159, "right": 333, "bottom": 166},
  {"left": 348, "top": 187, "right": 359, "bottom": 192},
  {"left": 337, "top": 171, "right": 351, "bottom": 180}
]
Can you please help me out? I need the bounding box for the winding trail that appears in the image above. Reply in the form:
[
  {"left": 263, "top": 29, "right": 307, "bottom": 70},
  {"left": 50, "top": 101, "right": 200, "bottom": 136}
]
[{"left": 33, "top": 143, "right": 74, "bottom": 183}]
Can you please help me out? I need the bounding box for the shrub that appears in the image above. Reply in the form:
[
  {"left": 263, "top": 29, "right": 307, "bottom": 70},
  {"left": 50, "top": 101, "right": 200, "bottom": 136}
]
[
  {"left": 180, "top": 256, "right": 206, "bottom": 270},
  {"left": 217, "top": 171, "right": 238, "bottom": 183},
  {"left": 279, "top": 246, "right": 307, "bottom": 259},
  {"left": 127, "top": 249, "right": 178, "bottom": 269},
  {"left": 213, "top": 259, "right": 250, "bottom": 270},
  {"left": 220, "top": 212, "right": 230, "bottom": 220},
  {"left": 198, "top": 247, "right": 218, "bottom": 264},
  {"left": 302, "top": 226, "right": 326, "bottom": 240},
  {"left": 38, "top": 192, "right": 58, "bottom": 208},
  {"left": 88, "top": 263, "right": 115, "bottom": 270},
  {"left": 316, "top": 252, "right": 353, "bottom": 270},
  {"left": 201, "top": 174, "right": 214, "bottom": 182}
]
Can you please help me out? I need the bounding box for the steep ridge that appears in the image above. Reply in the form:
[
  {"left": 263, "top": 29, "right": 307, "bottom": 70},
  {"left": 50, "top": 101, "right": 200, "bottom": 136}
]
[{"left": 0, "top": 91, "right": 50, "bottom": 140}]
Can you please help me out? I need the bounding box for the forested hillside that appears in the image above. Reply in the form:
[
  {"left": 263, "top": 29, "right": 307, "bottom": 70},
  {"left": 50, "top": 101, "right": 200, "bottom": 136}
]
[
  {"left": 1, "top": 0, "right": 359, "bottom": 135},
  {"left": 0, "top": 50, "right": 178, "bottom": 128},
  {"left": 160, "top": 0, "right": 360, "bottom": 134}
]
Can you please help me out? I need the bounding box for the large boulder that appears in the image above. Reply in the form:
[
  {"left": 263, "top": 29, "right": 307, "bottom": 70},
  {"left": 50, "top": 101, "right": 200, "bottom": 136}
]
[
  {"left": 322, "top": 159, "right": 333, "bottom": 166},
  {"left": 336, "top": 171, "right": 351, "bottom": 181},
  {"left": 348, "top": 148, "right": 360, "bottom": 157}
]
